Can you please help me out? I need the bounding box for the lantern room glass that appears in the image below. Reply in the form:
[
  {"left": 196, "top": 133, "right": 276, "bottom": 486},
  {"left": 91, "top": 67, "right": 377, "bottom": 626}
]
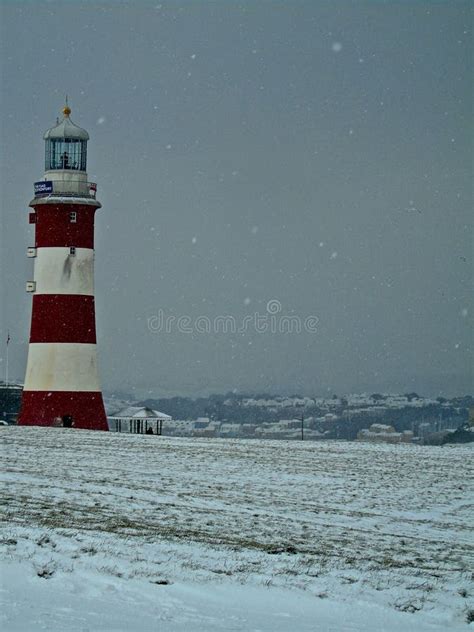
[{"left": 45, "top": 139, "right": 87, "bottom": 171}]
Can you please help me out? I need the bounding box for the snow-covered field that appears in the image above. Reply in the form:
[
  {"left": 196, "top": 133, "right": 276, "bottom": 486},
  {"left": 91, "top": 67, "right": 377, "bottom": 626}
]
[{"left": 1, "top": 427, "right": 473, "bottom": 631}]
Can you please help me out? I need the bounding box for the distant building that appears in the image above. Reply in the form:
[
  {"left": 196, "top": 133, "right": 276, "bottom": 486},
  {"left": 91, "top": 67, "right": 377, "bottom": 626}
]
[
  {"left": 418, "top": 422, "right": 434, "bottom": 437},
  {"left": 108, "top": 406, "right": 171, "bottom": 435},
  {"left": 278, "top": 419, "right": 302, "bottom": 429},
  {"left": 0, "top": 382, "right": 23, "bottom": 423},
  {"left": 219, "top": 422, "right": 242, "bottom": 438},
  {"left": 194, "top": 417, "right": 211, "bottom": 428},
  {"left": 357, "top": 423, "right": 414, "bottom": 444},
  {"left": 192, "top": 420, "right": 221, "bottom": 438},
  {"left": 161, "top": 419, "right": 195, "bottom": 437}
]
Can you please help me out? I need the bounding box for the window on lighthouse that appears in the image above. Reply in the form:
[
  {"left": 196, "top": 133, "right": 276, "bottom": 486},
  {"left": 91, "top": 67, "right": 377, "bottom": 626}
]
[
  {"left": 69, "top": 211, "right": 77, "bottom": 223},
  {"left": 45, "top": 139, "right": 87, "bottom": 171}
]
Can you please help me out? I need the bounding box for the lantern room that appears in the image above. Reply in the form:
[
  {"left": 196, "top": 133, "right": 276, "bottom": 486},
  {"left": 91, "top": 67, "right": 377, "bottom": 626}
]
[{"left": 43, "top": 104, "right": 89, "bottom": 172}]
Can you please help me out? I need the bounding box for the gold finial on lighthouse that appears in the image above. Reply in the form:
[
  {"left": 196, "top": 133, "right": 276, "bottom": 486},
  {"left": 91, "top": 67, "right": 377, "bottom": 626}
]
[{"left": 62, "top": 95, "right": 71, "bottom": 117}]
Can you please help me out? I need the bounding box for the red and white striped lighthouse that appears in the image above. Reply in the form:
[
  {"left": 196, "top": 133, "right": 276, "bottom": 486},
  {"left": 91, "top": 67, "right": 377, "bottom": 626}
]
[{"left": 18, "top": 103, "right": 107, "bottom": 430}]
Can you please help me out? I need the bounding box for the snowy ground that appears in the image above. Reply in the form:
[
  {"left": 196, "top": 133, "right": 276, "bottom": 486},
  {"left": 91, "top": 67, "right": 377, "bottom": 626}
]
[{"left": 1, "top": 428, "right": 473, "bottom": 631}]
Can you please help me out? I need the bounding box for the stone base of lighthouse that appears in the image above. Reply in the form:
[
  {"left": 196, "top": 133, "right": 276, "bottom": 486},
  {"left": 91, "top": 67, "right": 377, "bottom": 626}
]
[
  {"left": 18, "top": 391, "right": 107, "bottom": 430},
  {"left": 18, "top": 341, "right": 108, "bottom": 431}
]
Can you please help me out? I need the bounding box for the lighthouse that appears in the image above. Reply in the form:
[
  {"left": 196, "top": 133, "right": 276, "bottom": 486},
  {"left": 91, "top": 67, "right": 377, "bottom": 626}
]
[{"left": 18, "top": 103, "right": 108, "bottom": 431}]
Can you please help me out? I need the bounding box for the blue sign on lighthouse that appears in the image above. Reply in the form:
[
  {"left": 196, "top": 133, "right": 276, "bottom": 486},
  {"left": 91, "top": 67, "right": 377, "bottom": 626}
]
[{"left": 34, "top": 180, "right": 53, "bottom": 194}]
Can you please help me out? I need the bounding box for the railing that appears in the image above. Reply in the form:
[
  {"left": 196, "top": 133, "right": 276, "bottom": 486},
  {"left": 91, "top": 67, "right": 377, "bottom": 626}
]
[{"left": 34, "top": 180, "right": 97, "bottom": 200}]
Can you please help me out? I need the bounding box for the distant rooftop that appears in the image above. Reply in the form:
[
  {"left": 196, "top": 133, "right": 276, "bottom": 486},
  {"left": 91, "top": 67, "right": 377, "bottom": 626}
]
[
  {"left": 0, "top": 382, "right": 23, "bottom": 390},
  {"left": 109, "top": 406, "right": 172, "bottom": 420}
]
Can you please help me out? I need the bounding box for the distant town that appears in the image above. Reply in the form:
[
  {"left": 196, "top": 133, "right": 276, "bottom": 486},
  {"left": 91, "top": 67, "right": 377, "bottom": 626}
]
[{"left": 3, "top": 382, "right": 472, "bottom": 445}]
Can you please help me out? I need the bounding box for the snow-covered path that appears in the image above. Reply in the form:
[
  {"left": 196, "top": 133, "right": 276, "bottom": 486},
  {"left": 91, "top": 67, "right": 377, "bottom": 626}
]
[{"left": 1, "top": 428, "right": 472, "bottom": 630}]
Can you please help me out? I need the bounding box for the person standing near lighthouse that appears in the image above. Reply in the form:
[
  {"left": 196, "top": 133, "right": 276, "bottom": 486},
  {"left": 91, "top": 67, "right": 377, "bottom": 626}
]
[{"left": 18, "top": 103, "right": 108, "bottom": 431}]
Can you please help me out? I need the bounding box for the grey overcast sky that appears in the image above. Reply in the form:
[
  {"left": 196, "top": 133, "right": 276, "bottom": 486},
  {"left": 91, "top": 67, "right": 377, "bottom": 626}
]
[{"left": 0, "top": 1, "right": 472, "bottom": 398}]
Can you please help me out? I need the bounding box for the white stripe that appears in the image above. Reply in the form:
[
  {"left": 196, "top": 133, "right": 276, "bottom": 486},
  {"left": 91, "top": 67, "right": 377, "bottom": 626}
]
[
  {"left": 34, "top": 247, "right": 94, "bottom": 295},
  {"left": 23, "top": 343, "right": 101, "bottom": 392}
]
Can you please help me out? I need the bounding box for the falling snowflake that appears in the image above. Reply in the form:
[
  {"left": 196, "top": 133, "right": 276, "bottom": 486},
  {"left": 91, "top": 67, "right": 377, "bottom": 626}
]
[
  {"left": 97, "top": 116, "right": 106, "bottom": 125},
  {"left": 332, "top": 42, "right": 342, "bottom": 53},
  {"left": 191, "top": 237, "right": 197, "bottom": 244}
]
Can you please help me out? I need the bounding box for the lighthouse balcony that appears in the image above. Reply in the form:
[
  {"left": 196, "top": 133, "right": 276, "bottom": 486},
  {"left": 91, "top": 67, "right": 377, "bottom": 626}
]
[{"left": 34, "top": 179, "right": 98, "bottom": 200}]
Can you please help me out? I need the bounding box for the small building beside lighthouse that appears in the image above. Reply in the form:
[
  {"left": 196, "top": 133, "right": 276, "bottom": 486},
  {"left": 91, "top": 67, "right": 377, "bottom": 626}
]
[
  {"left": 108, "top": 407, "right": 172, "bottom": 435},
  {"left": 18, "top": 103, "right": 107, "bottom": 430}
]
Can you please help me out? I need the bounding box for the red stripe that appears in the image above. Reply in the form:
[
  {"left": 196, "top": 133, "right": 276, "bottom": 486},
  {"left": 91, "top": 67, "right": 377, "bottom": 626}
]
[
  {"left": 31, "top": 203, "right": 98, "bottom": 249},
  {"left": 18, "top": 391, "right": 108, "bottom": 430},
  {"left": 30, "top": 295, "right": 97, "bottom": 343}
]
